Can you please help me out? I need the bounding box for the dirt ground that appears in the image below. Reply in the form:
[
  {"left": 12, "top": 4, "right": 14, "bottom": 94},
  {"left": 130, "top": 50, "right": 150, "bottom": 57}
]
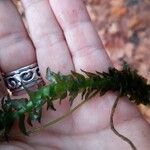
[
  {"left": 86, "top": 0, "right": 150, "bottom": 123},
  {"left": 14, "top": 0, "right": 150, "bottom": 123}
]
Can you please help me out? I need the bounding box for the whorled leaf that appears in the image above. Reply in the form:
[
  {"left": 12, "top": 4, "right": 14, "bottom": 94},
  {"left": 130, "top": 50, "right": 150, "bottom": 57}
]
[
  {"left": 0, "top": 63, "right": 149, "bottom": 139},
  {"left": 19, "top": 114, "right": 28, "bottom": 135}
]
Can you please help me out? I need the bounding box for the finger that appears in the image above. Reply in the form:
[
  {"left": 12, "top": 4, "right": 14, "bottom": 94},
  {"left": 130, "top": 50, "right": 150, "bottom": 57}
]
[
  {"left": 21, "top": 0, "right": 75, "bottom": 133},
  {"left": 21, "top": 0, "right": 74, "bottom": 77},
  {"left": 50, "top": 0, "right": 140, "bottom": 132},
  {"left": 0, "top": 0, "right": 36, "bottom": 73},
  {"left": 50, "top": 0, "right": 112, "bottom": 73}
]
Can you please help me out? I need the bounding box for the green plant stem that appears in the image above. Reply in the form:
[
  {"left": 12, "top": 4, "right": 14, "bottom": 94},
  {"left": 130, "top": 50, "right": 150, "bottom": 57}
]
[{"left": 27, "top": 99, "right": 88, "bottom": 135}]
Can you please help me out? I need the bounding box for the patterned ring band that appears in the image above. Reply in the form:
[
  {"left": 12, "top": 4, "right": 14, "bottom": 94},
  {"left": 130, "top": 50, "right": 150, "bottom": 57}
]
[{"left": 2, "top": 63, "right": 43, "bottom": 95}]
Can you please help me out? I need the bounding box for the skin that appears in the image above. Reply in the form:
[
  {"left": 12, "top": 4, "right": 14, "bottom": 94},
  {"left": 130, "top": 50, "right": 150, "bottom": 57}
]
[{"left": 0, "top": 0, "right": 149, "bottom": 149}]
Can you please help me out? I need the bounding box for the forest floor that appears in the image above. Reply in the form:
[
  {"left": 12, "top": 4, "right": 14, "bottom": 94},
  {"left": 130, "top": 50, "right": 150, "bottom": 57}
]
[
  {"left": 86, "top": 0, "right": 150, "bottom": 123},
  {"left": 14, "top": 0, "right": 150, "bottom": 123}
]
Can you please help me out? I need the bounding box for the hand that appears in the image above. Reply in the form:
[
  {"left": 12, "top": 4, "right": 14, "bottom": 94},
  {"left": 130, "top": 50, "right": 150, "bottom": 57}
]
[{"left": 0, "top": 0, "right": 149, "bottom": 149}]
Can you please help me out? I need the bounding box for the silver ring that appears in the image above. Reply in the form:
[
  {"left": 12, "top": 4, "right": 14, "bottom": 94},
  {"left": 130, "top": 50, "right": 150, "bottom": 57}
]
[{"left": 2, "top": 63, "right": 43, "bottom": 95}]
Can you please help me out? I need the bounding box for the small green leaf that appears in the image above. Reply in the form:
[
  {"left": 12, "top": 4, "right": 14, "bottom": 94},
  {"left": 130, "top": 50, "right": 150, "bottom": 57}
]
[
  {"left": 27, "top": 114, "right": 33, "bottom": 127},
  {"left": 96, "top": 71, "right": 102, "bottom": 76},
  {"left": 27, "top": 108, "right": 42, "bottom": 126},
  {"left": 81, "top": 70, "right": 96, "bottom": 78},
  {"left": 69, "top": 91, "right": 78, "bottom": 106},
  {"left": 71, "top": 71, "right": 85, "bottom": 83},
  {"left": 88, "top": 90, "right": 99, "bottom": 100},
  {"left": 46, "top": 67, "right": 51, "bottom": 81},
  {"left": 19, "top": 114, "right": 28, "bottom": 135},
  {"left": 10, "top": 98, "right": 28, "bottom": 111},
  {"left": 84, "top": 88, "right": 92, "bottom": 100},
  {"left": 37, "top": 108, "right": 42, "bottom": 123},
  {"left": 46, "top": 68, "right": 57, "bottom": 83},
  {"left": 47, "top": 100, "right": 56, "bottom": 111},
  {"left": 59, "top": 91, "right": 67, "bottom": 104},
  {"left": 81, "top": 89, "right": 86, "bottom": 100},
  {"left": 99, "top": 90, "right": 106, "bottom": 96}
]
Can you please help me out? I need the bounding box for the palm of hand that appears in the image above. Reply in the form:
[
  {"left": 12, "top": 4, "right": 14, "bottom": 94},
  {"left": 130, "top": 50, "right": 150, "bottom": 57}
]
[{"left": 0, "top": 0, "right": 149, "bottom": 150}]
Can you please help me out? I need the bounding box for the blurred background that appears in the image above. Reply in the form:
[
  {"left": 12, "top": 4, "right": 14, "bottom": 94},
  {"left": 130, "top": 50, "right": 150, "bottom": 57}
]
[{"left": 14, "top": 0, "right": 150, "bottom": 123}]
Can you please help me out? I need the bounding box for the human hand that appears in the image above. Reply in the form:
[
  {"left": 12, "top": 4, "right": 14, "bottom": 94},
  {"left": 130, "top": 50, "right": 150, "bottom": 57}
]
[{"left": 0, "top": 0, "right": 150, "bottom": 149}]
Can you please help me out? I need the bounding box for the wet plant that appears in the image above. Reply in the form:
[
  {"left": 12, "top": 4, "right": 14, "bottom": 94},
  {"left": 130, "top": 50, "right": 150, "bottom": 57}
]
[{"left": 0, "top": 62, "right": 149, "bottom": 150}]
